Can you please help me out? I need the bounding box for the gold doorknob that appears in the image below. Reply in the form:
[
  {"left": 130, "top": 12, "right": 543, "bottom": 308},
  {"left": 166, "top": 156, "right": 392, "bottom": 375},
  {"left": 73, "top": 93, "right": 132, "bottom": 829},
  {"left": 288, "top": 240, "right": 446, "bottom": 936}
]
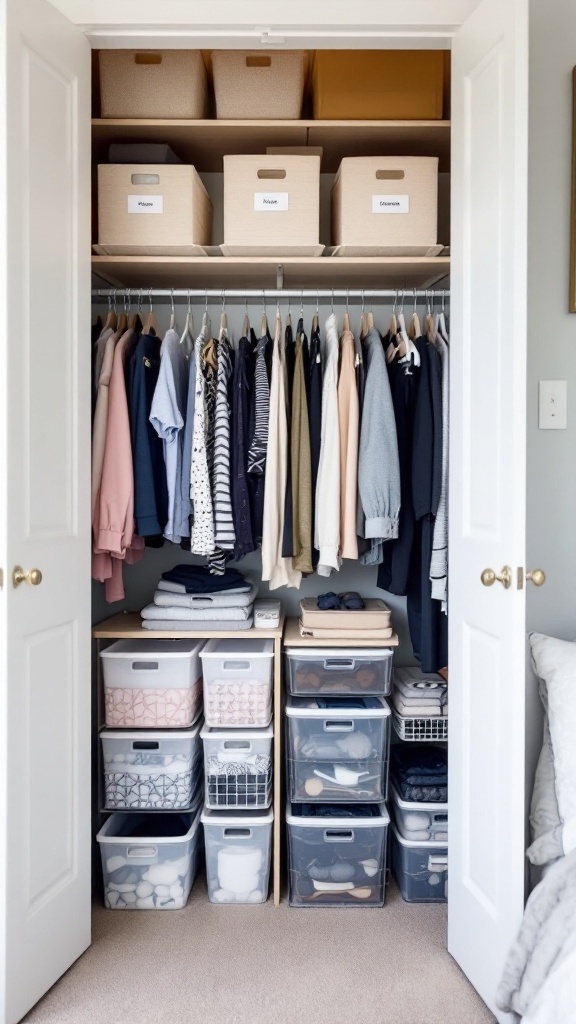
[
  {"left": 12, "top": 565, "right": 43, "bottom": 588},
  {"left": 481, "top": 566, "right": 512, "bottom": 589},
  {"left": 526, "top": 568, "right": 546, "bottom": 587}
]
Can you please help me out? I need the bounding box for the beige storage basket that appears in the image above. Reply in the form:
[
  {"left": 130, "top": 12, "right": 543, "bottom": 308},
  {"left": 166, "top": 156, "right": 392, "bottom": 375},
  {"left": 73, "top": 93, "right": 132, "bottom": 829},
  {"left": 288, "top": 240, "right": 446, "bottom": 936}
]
[
  {"left": 331, "top": 156, "right": 440, "bottom": 256},
  {"left": 96, "top": 164, "right": 213, "bottom": 255},
  {"left": 99, "top": 50, "right": 208, "bottom": 119},
  {"left": 222, "top": 154, "right": 323, "bottom": 256},
  {"left": 212, "top": 50, "right": 307, "bottom": 119}
]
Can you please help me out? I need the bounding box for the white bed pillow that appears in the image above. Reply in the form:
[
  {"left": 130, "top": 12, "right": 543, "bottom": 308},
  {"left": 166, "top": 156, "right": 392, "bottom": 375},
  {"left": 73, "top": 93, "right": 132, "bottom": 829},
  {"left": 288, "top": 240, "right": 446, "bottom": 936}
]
[
  {"left": 529, "top": 633, "right": 576, "bottom": 856},
  {"left": 526, "top": 713, "right": 563, "bottom": 866}
]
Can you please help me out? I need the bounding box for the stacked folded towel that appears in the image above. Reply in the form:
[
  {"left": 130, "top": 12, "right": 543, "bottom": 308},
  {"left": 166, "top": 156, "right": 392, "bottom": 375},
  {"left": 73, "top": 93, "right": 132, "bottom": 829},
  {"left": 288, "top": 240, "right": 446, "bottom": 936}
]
[
  {"left": 392, "top": 667, "right": 448, "bottom": 718},
  {"left": 140, "top": 565, "right": 257, "bottom": 630},
  {"left": 391, "top": 746, "right": 448, "bottom": 803}
]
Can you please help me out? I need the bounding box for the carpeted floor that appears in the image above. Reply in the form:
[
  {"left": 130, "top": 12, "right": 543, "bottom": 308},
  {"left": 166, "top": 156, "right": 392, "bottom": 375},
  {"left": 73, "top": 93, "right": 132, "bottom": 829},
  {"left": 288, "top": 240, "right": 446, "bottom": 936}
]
[{"left": 23, "top": 881, "right": 495, "bottom": 1024}]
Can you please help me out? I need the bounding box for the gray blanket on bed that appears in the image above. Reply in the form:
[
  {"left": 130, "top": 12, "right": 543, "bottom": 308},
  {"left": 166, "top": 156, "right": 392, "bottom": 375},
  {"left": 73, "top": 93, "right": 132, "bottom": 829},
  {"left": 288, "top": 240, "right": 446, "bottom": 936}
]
[{"left": 497, "top": 848, "right": 576, "bottom": 1022}]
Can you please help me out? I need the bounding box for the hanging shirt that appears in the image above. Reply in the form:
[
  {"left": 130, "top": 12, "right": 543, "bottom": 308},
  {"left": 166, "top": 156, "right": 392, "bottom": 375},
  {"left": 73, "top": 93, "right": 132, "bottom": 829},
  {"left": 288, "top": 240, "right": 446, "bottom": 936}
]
[
  {"left": 190, "top": 325, "right": 215, "bottom": 555},
  {"left": 149, "top": 328, "right": 188, "bottom": 544},
  {"left": 430, "top": 324, "right": 450, "bottom": 609},
  {"left": 308, "top": 320, "right": 323, "bottom": 567},
  {"left": 210, "top": 333, "right": 235, "bottom": 569},
  {"left": 357, "top": 328, "right": 400, "bottom": 566},
  {"left": 231, "top": 335, "right": 256, "bottom": 560},
  {"left": 92, "top": 326, "right": 122, "bottom": 517},
  {"left": 129, "top": 332, "right": 168, "bottom": 538},
  {"left": 261, "top": 320, "right": 302, "bottom": 590},
  {"left": 338, "top": 329, "right": 360, "bottom": 561},
  {"left": 291, "top": 330, "right": 313, "bottom": 574},
  {"left": 247, "top": 334, "right": 270, "bottom": 475},
  {"left": 281, "top": 319, "right": 296, "bottom": 558},
  {"left": 176, "top": 318, "right": 197, "bottom": 541},
  {"left": 314, "top": 313, "right": 341, "bottom": 577}
]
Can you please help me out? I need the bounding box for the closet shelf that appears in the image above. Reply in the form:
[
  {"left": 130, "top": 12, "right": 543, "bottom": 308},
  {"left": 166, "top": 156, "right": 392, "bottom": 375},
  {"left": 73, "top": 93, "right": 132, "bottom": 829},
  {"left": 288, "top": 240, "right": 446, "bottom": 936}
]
[
  {"left": 92, "top": 611, "right": 285, "bottom": 640},
  {"left": 92, "top": 118, "right": 451, "bottom": 174},
  {"left": 91, "top": 254, "right": 451, "bottom": 290},
  {"left": 283, "top": 617, "right": 399, "bottom": 648}
]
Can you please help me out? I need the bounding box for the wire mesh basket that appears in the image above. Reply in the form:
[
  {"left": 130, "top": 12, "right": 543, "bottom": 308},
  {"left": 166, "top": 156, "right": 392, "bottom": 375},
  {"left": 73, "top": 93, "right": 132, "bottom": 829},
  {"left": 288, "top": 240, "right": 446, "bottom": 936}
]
[{"left": 392, "top": 712, "right": 448, "bottom": 742}]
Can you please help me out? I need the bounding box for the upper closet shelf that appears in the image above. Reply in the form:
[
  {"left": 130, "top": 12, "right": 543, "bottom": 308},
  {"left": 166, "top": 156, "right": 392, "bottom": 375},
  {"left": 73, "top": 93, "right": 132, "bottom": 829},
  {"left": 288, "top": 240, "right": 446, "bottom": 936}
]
[
  {"left": 91, "top": 119, "right": 451, "bottom": 173},
  {"left": 91, "top": 254, "right": 451, "bottom": 290}
]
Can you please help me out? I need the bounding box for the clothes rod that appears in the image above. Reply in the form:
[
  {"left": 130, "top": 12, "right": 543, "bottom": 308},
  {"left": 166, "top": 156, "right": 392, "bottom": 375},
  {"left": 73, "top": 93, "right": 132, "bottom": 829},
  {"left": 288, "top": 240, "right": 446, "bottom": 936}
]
[{"left": 92, "top": 288, "right": 450, "bottom": 300}]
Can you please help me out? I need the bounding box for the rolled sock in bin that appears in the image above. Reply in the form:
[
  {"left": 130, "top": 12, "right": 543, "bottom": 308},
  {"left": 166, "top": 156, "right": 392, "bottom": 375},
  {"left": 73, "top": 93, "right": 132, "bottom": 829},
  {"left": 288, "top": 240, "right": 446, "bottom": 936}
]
[{"left": 401, "top": 784, "right": 447, "bottom": 802}]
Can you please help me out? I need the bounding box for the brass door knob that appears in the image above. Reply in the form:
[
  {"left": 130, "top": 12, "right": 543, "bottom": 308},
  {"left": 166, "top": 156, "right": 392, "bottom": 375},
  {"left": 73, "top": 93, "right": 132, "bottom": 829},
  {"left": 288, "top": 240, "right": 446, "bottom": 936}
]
[
  {"left": 481, "top": 566, "right": 512, "bottom": 589},
  {"left": 12, "top": 565, "right": 43, "bottom": 588},
  {"left": 526, "top": 568, "right": 546, "bottom": 587}
]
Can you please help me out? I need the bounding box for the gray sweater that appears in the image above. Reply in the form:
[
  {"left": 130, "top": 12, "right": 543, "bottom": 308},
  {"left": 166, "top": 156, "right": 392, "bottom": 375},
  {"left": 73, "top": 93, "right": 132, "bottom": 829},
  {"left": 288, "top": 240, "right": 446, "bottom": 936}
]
[{"left": 357, "top": 329, "right": 401, "bottom": 565}]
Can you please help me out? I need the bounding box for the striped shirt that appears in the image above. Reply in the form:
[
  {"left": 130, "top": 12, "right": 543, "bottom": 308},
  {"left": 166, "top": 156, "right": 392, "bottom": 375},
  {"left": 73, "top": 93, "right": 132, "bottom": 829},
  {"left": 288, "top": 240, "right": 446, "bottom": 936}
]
[
  {"left": 247, "top": 334, "right": 270, "bottom": 474},
  {"left": 212, "top": 335, "right": 235, "bottom": 554}
]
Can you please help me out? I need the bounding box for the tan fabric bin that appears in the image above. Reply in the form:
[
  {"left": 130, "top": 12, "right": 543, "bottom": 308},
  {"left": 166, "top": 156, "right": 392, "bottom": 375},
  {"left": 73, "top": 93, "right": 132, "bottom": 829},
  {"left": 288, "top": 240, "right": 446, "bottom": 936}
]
[
  {"left": 212, "top": 50, "right": 307, "bottom": 119},
  {"left": 99, "top": 50, "right": 208, "bottom": 119},
  {"left": 312, "top": 50, "right": 445, "bottom": 120},
  {"left": 97, "top": 164, "right": 213, "bottom": 255},
  {"left": 299, "top": 598, "right": 393, "bottom": 631},
  {"left": 331, "top": 156, "right": 439, "bottom": 256},
  {"left": 222, "top": 155, "right": 323, "bottom": 256}
]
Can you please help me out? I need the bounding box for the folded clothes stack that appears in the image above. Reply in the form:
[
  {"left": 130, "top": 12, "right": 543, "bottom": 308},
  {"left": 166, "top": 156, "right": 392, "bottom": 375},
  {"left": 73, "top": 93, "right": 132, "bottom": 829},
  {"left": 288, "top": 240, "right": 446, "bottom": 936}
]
[
  {"left": 392, "top": 667, "right": 448, "bottom": 718},
  {"left": 140, "top": 564, "right": 257, "bottom": 631},
  {"left": 391, "top": 745, "right": 448, "bottom": 803},
  {"left": 298, "top": 595, "right": 394, "bottom": 639}
]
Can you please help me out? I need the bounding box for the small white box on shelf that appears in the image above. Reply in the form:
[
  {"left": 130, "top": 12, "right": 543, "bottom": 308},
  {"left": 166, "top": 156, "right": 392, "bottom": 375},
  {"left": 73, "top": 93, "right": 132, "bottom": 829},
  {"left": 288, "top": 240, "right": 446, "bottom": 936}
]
[
  {"left": 331, "top": 156, "right": 440, "bottom": 256},
  {"left": 212, "top": 50, "right": 307, "bottom": 119},
  {"left": 201, "top": 725, "right": 273, "bottom": 810},
  {"left": 99, "top": 50, "right": 208, "bottom": 119},
  {"left": 200, "top": 638, "right": 274, "bottom": 728},
  {"left": 96, "top": 164, "right": 213, "bottom": 255},
  {"left": 97, "top": 808, "right": 202, "bottom": 910},
  {"left": 101, "top": 721, "right": 203, "bottom": 811},
  {"left": 100, "top": 639, "right": 204, "bottom": 729},
  {"left": 201, "top": 806, "right": 273, "bottom": 904},
  {"left": 222, "top": 154, "right": 323, "bottom": 256}
]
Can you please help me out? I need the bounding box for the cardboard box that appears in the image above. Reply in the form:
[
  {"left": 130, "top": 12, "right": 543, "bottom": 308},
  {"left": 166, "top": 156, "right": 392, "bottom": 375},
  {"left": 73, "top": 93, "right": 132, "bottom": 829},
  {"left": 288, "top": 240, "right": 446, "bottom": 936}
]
[
  {"left": 222, "top": 154, "right": 322, "bottom": 256},
  {"left": 312, "top": 50, "right": 445, "bottom": 120}
]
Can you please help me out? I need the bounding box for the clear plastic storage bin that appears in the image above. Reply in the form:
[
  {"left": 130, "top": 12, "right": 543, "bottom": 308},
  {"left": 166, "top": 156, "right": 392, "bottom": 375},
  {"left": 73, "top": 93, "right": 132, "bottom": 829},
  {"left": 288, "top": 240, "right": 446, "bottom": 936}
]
[
  {"left": 101, "top": 639, "right": 204, "bottom": 728},
  {"left": 286, "top": 802, "right": 390, "bottom": 907},
  {"left": 391, "top": 823, "right": 448, "bottom": 903},
  {"left": 390, "top": 784, "right": 448, "bottom": 842},
  {"left": 200, "top": 639, "right": 274, "bottom": 728},
  {"left": 97, "top": 808, "right": 202, "bottom": 910},
  {"left": 201, "top": 725, "right": 273, "bottom": 809},
  {"left": 286, "top": 696, "right": 391, "bottom": 803},
  {"left": 201, "top": 807, "right": 273, "bottom": 904},
  {"left": 101, "top": 721, "right": 203, "bottom": 811},
  {"left": 285, "top": 648, "right": 393, "bottom": 696}
]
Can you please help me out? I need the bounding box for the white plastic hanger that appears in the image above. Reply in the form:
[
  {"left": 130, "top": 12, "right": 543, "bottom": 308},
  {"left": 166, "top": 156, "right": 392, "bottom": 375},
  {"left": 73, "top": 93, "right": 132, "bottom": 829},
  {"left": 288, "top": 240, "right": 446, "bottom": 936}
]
[
  {"left": 261, "top": 290, "right": 268, "bottom": 337},
  {"left": 180, "top": 289, "right": 194, "bottom": 357},
  {"left": 397, "top": 291, "right": 420, "bottom": 369},
  {"left": 343, "top": 289, "right": 350, "bottom": 332},
  {"left": 219, "top": 290, "right": 228, "bottom": 340},
  {"left": 242, "top": 296, "right": 250, "bottom": 338}
]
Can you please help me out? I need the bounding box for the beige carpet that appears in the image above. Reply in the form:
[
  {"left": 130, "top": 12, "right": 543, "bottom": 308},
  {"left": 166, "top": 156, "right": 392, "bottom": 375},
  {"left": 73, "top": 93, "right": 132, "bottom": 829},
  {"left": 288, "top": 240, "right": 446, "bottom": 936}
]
[{"left": 23, "top": 881, "right": 495, "bottom": 1024}]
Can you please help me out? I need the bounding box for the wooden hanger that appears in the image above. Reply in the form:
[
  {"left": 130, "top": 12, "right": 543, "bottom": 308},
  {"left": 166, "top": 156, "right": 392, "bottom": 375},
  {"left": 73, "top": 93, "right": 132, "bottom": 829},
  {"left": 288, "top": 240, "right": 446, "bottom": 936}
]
[
  {"left": 117, "top": 293, "right": 128, "bottom": 334},
  {"left": 143, "top": 290, "right": 157, "bottom": 335},
  {"left": 103, "top": 294, "right": 117, "bottom": 332}
]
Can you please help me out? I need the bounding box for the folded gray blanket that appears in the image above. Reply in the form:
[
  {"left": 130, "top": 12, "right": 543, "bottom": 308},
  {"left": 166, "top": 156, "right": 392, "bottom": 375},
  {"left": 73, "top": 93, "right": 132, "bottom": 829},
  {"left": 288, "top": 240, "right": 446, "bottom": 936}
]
[
  {"left": 142, "top": 618, "right": 254, "bottom": 632},
  {"left": 158, "top": 579, "right": 252, "bottom": 596},
  {"left": 497, "top": 847, "right": 576, "bottom": 1021},
  {"left": 154, "top": 582, "right": 257, "bottom": 608},
  {"left": 141, "top": 602, "right": 253, "bottom": 621}
]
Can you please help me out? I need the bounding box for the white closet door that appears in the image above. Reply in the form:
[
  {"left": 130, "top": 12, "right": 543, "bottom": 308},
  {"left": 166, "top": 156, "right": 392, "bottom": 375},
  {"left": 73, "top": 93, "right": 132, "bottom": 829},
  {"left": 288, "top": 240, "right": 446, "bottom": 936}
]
[
  {"left": 0, "top": 2, "right": 91, "bottom": 1022},
  {"left": 449, "top": 0, "right": 528, "bottom": 1018}
]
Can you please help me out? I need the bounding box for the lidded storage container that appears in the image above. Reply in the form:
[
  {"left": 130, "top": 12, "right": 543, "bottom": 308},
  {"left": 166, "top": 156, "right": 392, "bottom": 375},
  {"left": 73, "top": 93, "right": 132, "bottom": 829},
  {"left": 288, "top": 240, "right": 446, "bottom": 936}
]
[
  {"left": 286, "top": 802, "right": 390, "bottom": 907},
  {"left": 285, "top": 695, "right": 391, "bottom": 803},
  {"left": 331, "top": 156, "right": 439, "bottom": 256},
  {"left": 99, "top": 50, "right": 208, "bottom": 119},
  {"left": 100, "top": 639, "right": 204, "bottom": 729},
  {"left": 101, "top": 721, "right": 203, "bottom": 811},
  {"left": 285, "top": 647, "right": 393, "bottom": 696},
  {"left": 201, "top": 807, "right": 273, "bottom": 904},
  {"left": 96, "top": 164, "right": 213, "bottom": 255},
  {"left": 212, "top": 50, "right": 307, "bottom": 119},
  {"left": 222, "top": 154, "right": 323, "bottom": 256},
  {"left": 391, "top": 823, "right": 448, "bottom": 903},
  {"left": 390, "top": 784, "right": 448, "bottom": 842},
  {"left": 200, "top": 639, "right": 274, "bottom": 728},
  {"left": 201, "top": 724, "right": 273, "bottom": 809},
  {"left": 312, "top": 50, "right": 445, "bottom": 120},
  {"left": 97, "top": 808, "right": 202, "bottom": 910}
]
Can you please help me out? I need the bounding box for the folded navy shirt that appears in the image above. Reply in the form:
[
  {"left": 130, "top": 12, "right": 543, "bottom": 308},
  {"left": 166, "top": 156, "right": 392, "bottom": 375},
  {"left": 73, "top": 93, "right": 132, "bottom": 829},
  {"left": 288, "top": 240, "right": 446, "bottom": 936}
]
[{"left": 161, "top": 563, "right": 251, "bottom": 594}]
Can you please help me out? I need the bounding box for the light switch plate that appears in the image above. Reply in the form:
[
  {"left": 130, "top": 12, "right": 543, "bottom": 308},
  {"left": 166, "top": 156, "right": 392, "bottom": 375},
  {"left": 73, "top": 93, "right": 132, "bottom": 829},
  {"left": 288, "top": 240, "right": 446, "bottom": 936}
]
[{"left": 539, "top": 380, "right": 567, "bottom": 429}]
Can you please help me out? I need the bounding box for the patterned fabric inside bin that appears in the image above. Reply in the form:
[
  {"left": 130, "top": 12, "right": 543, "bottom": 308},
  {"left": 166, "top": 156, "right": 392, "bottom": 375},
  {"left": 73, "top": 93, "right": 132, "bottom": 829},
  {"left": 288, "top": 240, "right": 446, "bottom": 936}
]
[
  {"left": 206, "top": 752, "right": 271, "bottom": 808},
  {"left": 105, "top": 680, "right": 202, "bottom": 728},
  {"left": 104, "top": 748, "right": 202, "bottom": 810}
]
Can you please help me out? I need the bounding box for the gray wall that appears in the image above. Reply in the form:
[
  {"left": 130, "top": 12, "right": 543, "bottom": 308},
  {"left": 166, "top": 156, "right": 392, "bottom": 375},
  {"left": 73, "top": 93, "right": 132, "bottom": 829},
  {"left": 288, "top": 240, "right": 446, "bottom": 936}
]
[{"left": 525, "top": 0, "right": 576, "bottom": 826}]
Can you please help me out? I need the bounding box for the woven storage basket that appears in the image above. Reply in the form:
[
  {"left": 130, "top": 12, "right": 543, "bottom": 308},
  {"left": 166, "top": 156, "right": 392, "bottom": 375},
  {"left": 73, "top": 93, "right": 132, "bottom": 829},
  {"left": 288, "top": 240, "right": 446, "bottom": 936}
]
[
  {"left": 99, "top": 50, "right": 208, "bottom": 119},
  {"left": 212, "top": 50, "right": 307, "bottom": 119}
]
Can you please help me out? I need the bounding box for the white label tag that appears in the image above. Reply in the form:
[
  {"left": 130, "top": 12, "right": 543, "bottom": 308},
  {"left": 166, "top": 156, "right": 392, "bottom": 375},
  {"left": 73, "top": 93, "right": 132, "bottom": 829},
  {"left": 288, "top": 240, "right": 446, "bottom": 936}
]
[
  {"left": 254, "top": 192, "right": 289, "bottom": 212},
  {"left": 372, "top": 194, "right": 410, "bottom": 214},
  {"left": 127, "top": 194, "right": 164, "bottom": 214}
]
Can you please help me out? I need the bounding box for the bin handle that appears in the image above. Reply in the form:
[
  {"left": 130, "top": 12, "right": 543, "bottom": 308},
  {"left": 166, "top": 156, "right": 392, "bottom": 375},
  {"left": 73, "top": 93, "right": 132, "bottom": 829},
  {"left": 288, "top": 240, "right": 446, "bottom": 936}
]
[
  {"left": 246, "top": 55, "right": 272, "bottom": 68},
  {"left": 222, "top": 660, "right": 251, "bottom": 671},
  {"left": 130, "top": 660, "right": 159, "bottom": 671},
  {"left": 126, "top": 846, "right": 157, "bottom": 858},
  {"left": 257, "top": 169, "right": 287, "bottom": 179},
  {"left": 323, "top": 721, "right": 354, "bottom": 732},
  {"left": 432, "top": 813, "right": 448, "bottom": 824},
  {"left": 135, "top": 53, "right": 162, "bottom": 65},
  {"left": 130, "top": 174, "right": 160, "bottom": 186},
  {"left": 132, "top": 741, "right": 160, "bottom": 751},
  {"left": 222, "top": 741, "right": 252, "bottom": 751},
  {"left": 427, "top": 855, "right": 448, "bottom": 872},
  {"left": 375, "top": 169, "right": 405, "bottom": 180},
  {"left": 223, "top": 828, "right": 252, "bottom": 838},
  {"left": 324, "top": 830, "right": 354, "bottom": 842},
  {"left": 323, "top": 659, "right": 355, "bottom": 671}
]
